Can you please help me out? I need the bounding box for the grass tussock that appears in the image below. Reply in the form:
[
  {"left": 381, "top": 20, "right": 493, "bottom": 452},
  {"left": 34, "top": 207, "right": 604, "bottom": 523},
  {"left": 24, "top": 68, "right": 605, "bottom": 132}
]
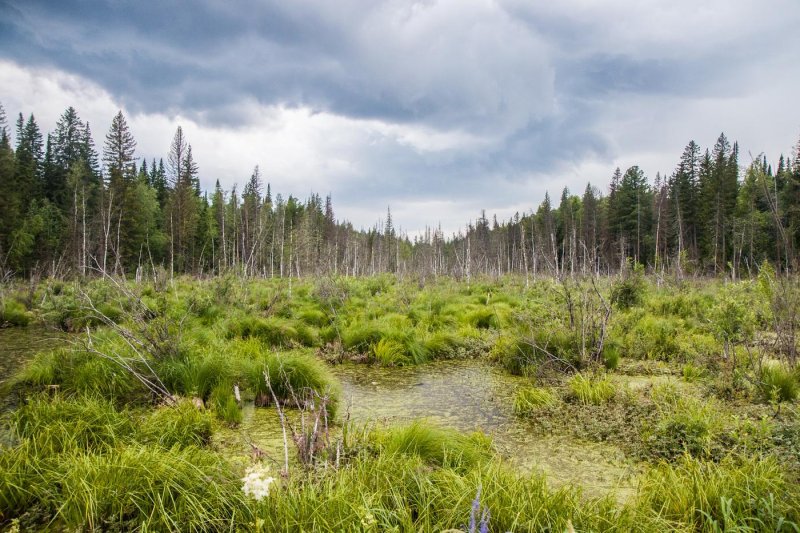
[
  {"left": 568, "top": 373, "right": 616, "bottom": 405},
  {"left": 636, "top": 454, "right": 799, "bottom": 530},
  {"left": 513, "top": 386, "right": 559, "bottom": 415},
  {"left": 378, "top": 421, "right": 493, "bottom": 470},
  {"left": 759, "top": 363, "right": 798, "bottom": 403}
]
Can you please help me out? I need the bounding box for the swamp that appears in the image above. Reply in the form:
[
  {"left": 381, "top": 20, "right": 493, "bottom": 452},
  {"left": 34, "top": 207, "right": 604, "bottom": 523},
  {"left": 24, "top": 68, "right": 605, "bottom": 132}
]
[{"left": 0, "top": 271, "right": 798, "bottom": 531}]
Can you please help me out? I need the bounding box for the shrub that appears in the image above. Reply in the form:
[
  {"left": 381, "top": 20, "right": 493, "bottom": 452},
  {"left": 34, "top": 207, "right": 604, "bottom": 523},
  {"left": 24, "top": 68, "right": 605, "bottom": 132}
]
[
  {"left": 611, "top": 265, "right": 646, "bottom": 310},
  {"left": 625, "top": 316, "right": 683, "bottom": 361},
  {"left": 602, "top": 343, "right": 620, "bottom": 370}
]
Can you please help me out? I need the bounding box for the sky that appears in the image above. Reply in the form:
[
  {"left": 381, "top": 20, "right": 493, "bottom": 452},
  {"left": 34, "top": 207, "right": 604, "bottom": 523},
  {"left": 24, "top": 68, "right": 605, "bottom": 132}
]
[{"left": 0, "top": 0, "right": 799, "bottom": 236}]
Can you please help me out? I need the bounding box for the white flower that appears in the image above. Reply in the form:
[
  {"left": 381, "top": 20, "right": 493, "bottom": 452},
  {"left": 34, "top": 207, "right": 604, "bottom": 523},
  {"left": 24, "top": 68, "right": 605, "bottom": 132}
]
[{"left": 242, "top": 464, "right": 276, "bottom": 501}]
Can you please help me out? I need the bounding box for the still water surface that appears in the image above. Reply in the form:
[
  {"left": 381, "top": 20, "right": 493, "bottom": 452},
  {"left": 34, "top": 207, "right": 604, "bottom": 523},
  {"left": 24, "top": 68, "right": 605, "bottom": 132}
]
[
  {"left": 231, "top": 360, "right": 638, "bottom": 500},
  {"left": 0, "top": 331, "right": 638, "bottom": 500}
]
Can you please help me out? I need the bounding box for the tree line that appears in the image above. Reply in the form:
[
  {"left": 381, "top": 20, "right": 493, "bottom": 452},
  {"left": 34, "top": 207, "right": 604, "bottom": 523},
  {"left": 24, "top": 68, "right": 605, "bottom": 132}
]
[{"left": 0, "top": 102, "right": 798, "bottom": 280}]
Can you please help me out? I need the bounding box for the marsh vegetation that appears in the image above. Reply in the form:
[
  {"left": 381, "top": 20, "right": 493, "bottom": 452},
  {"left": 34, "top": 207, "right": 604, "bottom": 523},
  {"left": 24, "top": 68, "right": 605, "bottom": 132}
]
[{"left": 1, "top": 270, "right": 799, "bottom": 531}]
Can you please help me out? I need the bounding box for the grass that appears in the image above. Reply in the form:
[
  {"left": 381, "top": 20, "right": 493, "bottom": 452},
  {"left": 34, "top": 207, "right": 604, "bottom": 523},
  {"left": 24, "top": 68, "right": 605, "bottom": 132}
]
[
  {"left": 379, "top": 421, "right": 493, "bottom": 470},
  {"left": 373, "top": 338, "right": 410, "bottom": 366},
  {"left": 759, "top": 363, "right": 799, "bottom": 403},
  {"left": 636, "top": 454, "right": 799, "bottom": 530},
  {"left": 513, "top": 386, "right": 559, "bottom": 415},
  {"left": 568, "top": 373, "right": 616, "bottom": 405},
  {"left": 3, "top": 275, "right": 800, "bottom": 531},
  {"left": 0, "top": 300, "right": 33, "bottom": 326},
  {"left": 646, "top": 395, "right": 725, "bottom": 461},
  {"left": 682, "top": 363, "right": 706, "bottom": 383}
]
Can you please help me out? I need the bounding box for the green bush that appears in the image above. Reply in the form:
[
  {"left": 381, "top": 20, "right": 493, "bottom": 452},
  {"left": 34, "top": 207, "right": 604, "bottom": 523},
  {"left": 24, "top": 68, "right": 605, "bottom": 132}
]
[
  {"left": 611, "top": 267, "right": 646, "bottom": 310},
  {"left": 602, "top": 342, "right": 620, "bottom": 370},
  {"left": 625, "top": 316, "right": 683, "bottom": 361}
]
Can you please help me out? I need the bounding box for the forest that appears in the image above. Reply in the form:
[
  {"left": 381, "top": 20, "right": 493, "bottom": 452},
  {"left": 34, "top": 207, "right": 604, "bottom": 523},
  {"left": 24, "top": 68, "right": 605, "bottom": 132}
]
[
  {"left": 2, "top": 103, "right": 800, "bottom": 281},
  {"left": 0, "top": 101, "right": 799, "bottom": 532}
]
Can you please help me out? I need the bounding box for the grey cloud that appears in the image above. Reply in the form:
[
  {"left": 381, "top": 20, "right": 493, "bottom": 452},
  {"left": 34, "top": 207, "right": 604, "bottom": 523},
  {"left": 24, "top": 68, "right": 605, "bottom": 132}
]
[
  {"left": 2, "top": 0, "right": 799, "bottom": 233},
  {"left": 0, "top": 0, "right": 556, "bottom": 134}
]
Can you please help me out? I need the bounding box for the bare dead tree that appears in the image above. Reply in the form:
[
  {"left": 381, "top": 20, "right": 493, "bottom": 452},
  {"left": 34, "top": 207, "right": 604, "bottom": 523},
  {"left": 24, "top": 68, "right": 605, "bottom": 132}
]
[{"left": 263, "top": 364, "right": 338, "bottom": 476}]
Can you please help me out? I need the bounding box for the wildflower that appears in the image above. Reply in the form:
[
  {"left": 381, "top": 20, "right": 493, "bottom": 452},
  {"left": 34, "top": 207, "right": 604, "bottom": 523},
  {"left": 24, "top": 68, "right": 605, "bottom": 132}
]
[
  {"left": 242, "top": 463, "right": 276, "bottom": 501},
  {"left": 468, "top": 485, "right": 490, "bottom": 533}
]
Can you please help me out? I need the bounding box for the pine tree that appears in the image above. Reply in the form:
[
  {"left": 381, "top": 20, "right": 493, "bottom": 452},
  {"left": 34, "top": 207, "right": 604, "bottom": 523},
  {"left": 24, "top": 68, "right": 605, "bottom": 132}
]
[
  {"left": 166, "top": 127, "right": 198, "bottom": 273},
  {"left": 671, "top": 140, "right": 700, "bottom": 260},
  {"left": 0, "top": 123, "right": 17, "bottom": 256},
  {"left": 102, "top": 110, "right": 141, "bottom": 273},
  {"left": 103, "top": 111, "right": 137, "bottom": 180}
]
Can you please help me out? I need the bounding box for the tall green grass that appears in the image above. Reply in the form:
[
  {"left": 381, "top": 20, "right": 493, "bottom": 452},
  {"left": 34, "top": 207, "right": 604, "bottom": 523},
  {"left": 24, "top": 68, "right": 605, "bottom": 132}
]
[
  {"left": 759, "top": 364, "right": 799, "bottom": 403},
  {"left": 636, "top": 454, "right": 799, "bottom": 530},
  {"left": 378, "top": 421, "right": 493, "bottom": 470},
  {"left": 568, "top": 373, "right": 616, "bottom": 405}
]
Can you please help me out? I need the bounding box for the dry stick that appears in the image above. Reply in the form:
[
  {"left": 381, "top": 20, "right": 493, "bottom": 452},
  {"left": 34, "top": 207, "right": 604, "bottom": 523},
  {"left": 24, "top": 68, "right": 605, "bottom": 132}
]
[
  {"left": 80, "top": 287, "right": 172, "bottom": 394},
  {"left": 264, "top": 367, "right": 290, "bottom": 477},
  {"left": 84, "top": 328, "right": 174, "bottom": 402}
]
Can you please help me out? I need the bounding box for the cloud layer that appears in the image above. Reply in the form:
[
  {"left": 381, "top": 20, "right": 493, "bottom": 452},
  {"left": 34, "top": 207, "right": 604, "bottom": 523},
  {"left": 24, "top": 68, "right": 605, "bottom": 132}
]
[{"left": 1, "top": 0, "right": 798, "bottom": 233}]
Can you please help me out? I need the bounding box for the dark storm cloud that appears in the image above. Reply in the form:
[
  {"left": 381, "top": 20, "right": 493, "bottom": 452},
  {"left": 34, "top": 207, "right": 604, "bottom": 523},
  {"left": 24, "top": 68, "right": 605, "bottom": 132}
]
[
  {"left": 0, "top": 0, "right": 555, "bottom": 130},
  {"left": 2, "top": 0, "right": 799, "bottom": 232}
]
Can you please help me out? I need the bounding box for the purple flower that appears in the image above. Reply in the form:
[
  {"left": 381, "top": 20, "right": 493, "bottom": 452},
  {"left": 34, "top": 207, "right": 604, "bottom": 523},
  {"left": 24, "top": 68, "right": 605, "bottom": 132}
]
[
  {"left": 469, "top": 486, "right": 482, "bottom": 532},
  {"left": 480, "top": 507, "right": 490, "bottom": 533}
]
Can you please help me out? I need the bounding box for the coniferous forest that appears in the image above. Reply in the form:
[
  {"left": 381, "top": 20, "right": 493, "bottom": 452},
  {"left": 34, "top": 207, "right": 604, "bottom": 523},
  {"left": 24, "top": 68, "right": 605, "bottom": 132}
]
[
  {"left": 2, "top": 102, "right": 800, "bottom": 532},
  {"left": 2, "top": 102, "right": 799, "bottom": 281}
]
